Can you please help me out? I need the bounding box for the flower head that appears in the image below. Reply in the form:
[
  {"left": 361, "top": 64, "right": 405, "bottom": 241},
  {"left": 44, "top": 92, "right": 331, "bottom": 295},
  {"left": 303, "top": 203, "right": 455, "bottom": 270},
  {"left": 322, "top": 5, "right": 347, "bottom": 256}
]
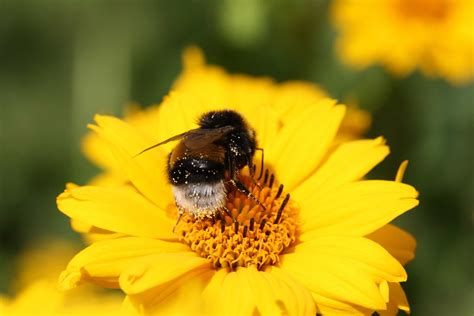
[
  {"left": 57, "top": 49, "right": 418, "bottom": 315},
  {"left": 331, "top": 0, "right": 474, "bottom": 84}
]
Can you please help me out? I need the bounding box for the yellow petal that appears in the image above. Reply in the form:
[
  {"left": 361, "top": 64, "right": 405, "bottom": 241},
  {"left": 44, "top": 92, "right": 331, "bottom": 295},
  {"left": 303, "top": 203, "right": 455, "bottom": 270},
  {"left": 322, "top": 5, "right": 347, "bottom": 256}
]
[
  {"left": 311, "top": 291, "right": 371, "bottom": 315},
  {"left": 70, "top": 218, "right": 93, "bottom": 233},
  {"left": 378, "top": 283, "right": 410, "bottom": 316},
  {"left": 125, "top": 268, "right": 214, "bottom": 316},
  {"left": 81, "top": 131, "right": 123, "bottom": 173},
  {"left": 267, "top": 100, "right": 345, "bottom": 190},
  {"left": 289, "top": 236, "right": 407, "bottom": 282},
  {"left": 57, "top": 185, "right": 175, "bottom": 240},
  {"left": 237, "top": 104, "right": 280, "bottom": 153},
  {"left": 71, "top": 219, "right": 126, "bottom": 243},
  {"left": 59, "top": 237, "right": 188, "bottom": 290},
  {"left": 266, "top": 267, "right": 316, "bottom": 316},
  {"left": 155, "top": 92, "right": 213, "bottom": 152},
  {"left": 202, "top": 266, "right": 315, "bottom": 316},
  {"left": 119, "top": 253, "right": 211, "bottom": 295},
  {"left": 379, "top": 280, "right": 389, "bottom": 303},
  {"left": 270, "top": 81, "right": 327, "bottom": 123},
  {"left": 336, "top": 105, "right": 372, "bottom": 141},
  {"left": 294, "top": 137, "right": 389, "bottom": 201},
  {"left": 367, "top": 224, "right": 416, "bottom": 265},
  {"left": 395, "top": 160, "right": 409, "bottom": 182},
  {"left": 299, "top": 180, "right": 419, "bottom": 237},
  {"left": 202, "top": 268, "right": 256, "bottom": 316},
  {"left": 88, "top": 171, "right": 127, "bottom": 187},
  {"left": 182, "top": 46, "right": 206, "bottom": 70},
  {"left": 91, "top": 115, "right": 172, "bottom": 209},
  {"left": 280, "top": 236, "right": 407, "bottom": 310}
]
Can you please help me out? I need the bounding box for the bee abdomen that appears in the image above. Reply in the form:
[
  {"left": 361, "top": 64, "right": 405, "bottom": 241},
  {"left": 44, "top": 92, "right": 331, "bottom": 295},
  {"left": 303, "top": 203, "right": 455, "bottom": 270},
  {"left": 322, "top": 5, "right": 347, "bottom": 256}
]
[
  {"left": 169, "top": 158, "right": 224, "bottom": 185},
  {"left": 172, "top": 181, "right": 226, "bottom": 218}
]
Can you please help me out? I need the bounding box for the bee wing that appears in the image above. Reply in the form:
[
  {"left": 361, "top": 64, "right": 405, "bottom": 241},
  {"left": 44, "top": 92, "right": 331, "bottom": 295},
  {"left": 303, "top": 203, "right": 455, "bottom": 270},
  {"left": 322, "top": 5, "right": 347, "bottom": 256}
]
[
  {"left": 182, "top": 125, "right": 235, "bottom": 150},
  {"left": 135, "top": 125, "right": 234, "bottom": 156},
  {"left": 134, "top": 130, "right": 197, "bottom": 156}
]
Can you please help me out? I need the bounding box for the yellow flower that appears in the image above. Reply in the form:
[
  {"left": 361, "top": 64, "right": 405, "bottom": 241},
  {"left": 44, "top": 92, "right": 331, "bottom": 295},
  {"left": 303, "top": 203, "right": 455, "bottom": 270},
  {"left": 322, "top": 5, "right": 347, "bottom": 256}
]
[
  {"left": 57, "top": 88, "right": 418, "bottom": 314},
  {"left": 331, "top": 0, "right": 474, "bottom": 84}
]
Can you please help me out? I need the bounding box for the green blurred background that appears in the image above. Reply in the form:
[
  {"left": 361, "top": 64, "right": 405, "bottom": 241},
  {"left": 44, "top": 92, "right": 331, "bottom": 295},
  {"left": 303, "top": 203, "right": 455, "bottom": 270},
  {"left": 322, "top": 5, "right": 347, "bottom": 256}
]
[{"left": 0, "top": 1, "right": 472, "bottom": 315}]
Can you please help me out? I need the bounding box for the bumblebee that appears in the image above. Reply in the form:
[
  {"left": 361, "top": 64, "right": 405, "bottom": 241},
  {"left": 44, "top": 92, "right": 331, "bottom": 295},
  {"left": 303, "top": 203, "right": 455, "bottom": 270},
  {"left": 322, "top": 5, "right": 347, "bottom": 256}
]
[{"left": 137, "top": 110, "right": 264, "bottom": 225}]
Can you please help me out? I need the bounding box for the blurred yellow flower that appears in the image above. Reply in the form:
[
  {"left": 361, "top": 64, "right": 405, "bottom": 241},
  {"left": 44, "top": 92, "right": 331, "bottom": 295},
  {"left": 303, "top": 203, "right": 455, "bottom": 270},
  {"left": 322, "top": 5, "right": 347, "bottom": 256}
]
[
  {"left": 1, "top": 239, "right": 126, "bottom": 316},
  {"left": 12, "top": 239, "right": 79, "bottom": 291},
  {"left": 1, "top": 280, "right": 126, "bottom": 316},
  {"left": 331, "top": 0, "right": 474, "bottom": 84},
  {"left": 57, "top": 87, "right": 418, "bottom": 314},
  {"left": 174, "top": 46, "right": 371, "bottom": 138}
]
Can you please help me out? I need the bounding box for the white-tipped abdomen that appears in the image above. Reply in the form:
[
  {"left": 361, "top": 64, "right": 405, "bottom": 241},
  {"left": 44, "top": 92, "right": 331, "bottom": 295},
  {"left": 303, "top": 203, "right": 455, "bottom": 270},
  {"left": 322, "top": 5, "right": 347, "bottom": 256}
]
[{"left": 172, "top": 181, "right": 226, "bottom": 218}]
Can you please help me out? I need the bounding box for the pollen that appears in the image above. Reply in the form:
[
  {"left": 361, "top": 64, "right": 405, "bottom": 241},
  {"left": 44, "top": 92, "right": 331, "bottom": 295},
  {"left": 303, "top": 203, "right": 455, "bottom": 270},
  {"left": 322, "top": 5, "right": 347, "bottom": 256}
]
[{"left": 174, "top": 169, "right": 299, "bottom": 270}]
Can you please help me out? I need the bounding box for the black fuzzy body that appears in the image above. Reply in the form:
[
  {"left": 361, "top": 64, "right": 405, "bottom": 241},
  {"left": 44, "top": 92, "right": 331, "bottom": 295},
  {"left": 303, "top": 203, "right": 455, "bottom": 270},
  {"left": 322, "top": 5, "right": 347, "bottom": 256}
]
[{"left": 168, "top": 110, "right": 256, "bottom": 186}]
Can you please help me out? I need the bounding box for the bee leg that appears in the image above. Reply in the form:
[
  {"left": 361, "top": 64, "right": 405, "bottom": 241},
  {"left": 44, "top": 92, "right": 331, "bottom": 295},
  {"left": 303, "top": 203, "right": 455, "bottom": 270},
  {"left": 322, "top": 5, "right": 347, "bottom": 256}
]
[
  {"left": 247, "top": 156, "right": 262, "bottom": 189},
  {"left": 248, "top": 172, "right": 262, "bottom": 189},
  {"left": 230, "top": 179, "right": 267, "bottom": 211},
  {"left": 221, "top": 205, "right": 237, "bottom": 223},
  {"left": 172, "top": 211, "right": 184, "bottom": 233}
]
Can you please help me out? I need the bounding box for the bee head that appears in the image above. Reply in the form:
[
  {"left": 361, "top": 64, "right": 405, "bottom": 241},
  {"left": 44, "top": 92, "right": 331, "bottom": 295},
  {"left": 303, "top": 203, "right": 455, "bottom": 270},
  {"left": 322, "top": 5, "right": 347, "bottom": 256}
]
[{"left": 198, "top": 110, "right": 247, "bottom": 129}]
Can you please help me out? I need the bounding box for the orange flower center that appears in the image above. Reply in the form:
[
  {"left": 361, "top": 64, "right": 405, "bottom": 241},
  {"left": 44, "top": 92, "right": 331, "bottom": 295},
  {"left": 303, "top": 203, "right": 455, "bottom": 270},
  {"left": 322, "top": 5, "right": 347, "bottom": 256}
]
[
  {"left": 395, "top": 0, "right": 452, "bottom": 22},
  {"left": 174, "top": 169, "right": 299, "bottom": 270}
]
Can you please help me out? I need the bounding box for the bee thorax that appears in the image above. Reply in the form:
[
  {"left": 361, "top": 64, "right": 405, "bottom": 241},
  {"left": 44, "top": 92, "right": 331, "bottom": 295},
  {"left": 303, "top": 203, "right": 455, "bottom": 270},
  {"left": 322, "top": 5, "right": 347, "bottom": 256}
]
[{"left": 172, "top": 181, "right": 226, "bottom": 218}]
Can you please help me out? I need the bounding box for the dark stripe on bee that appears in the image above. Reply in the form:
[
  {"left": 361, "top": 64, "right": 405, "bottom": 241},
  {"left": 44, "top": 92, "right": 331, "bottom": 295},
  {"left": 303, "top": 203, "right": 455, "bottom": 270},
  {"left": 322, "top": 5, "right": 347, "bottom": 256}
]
[{"left": 169, "top": 158, "right": 224, "bottom": 185}]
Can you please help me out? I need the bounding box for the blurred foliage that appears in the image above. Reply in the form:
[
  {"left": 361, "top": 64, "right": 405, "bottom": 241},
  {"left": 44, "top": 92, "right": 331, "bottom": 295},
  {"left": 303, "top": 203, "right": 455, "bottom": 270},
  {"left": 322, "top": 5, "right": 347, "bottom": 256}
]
[{"left": 0, "top": 1, "right": 472, "bottom": 315}]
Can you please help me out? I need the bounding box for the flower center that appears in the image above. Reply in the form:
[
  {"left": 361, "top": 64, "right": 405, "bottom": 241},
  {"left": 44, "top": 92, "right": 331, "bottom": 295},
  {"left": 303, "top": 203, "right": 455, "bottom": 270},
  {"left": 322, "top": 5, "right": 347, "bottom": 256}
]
[
  {"left": 395, "top": 0, "right": 452, "bottom": 22},
  {"left": 174, "top": 169, "right": 298, "bottom": 270}
]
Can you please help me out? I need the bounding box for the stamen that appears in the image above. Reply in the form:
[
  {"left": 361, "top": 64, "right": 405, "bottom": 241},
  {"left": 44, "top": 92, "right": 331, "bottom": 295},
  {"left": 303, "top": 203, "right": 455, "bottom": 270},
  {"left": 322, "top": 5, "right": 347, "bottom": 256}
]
[
  {"left": 243, "top": 225, "right": 248, "bottom": 238},
  {"left": 234, "top": 221, "right": 239, "bottom": 234},
  {"left": 220, "top": 219, "right": 225, "bottom": 233},
  {"left": 274, "top": 193, "right": 290, "bottom": 224},
  {"left": 268, "top": 174, "right": 275, "bottom": 188},
  {"left": 259, "top": 219, "right": 267, "bottom": 230},
  {"left": 249, "top": 218, "right": 255, "bottom": 231},
  {"left": 275, "top": 184, "right": 284, "bottom": 199}
]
